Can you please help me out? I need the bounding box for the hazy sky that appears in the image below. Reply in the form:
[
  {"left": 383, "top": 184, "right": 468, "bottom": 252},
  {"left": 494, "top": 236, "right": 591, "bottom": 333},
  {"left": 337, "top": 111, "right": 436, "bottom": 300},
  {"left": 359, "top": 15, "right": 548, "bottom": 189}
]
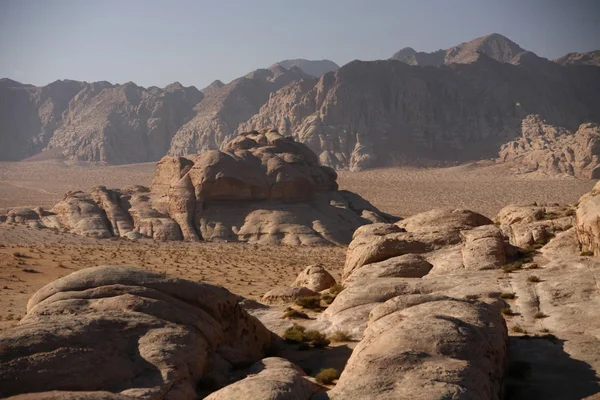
[{"left": 1, "top": 0, "right": 599, "bottom": 89}]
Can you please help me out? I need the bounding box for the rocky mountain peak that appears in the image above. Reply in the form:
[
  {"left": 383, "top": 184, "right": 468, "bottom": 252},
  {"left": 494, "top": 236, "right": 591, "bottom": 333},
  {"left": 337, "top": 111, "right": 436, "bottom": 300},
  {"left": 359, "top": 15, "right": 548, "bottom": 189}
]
[{"left": 271, "top": 59, "right": 339, "bottom": 77}]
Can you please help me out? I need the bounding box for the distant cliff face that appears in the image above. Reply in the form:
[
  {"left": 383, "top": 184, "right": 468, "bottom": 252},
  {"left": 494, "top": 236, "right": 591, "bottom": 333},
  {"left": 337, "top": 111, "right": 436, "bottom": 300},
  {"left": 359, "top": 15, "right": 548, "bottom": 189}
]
[
  {"left": 0, "top": 79, "right": 203, "bottom": 164},
  {"left": 167, "top": 65, "right": 311, "bottom": 157},
  {"left": 272, "top": 59, "right": 339, "bottom": 77},
  {"left": 240, "top": 55, "right": 600, "bottom": 171}
]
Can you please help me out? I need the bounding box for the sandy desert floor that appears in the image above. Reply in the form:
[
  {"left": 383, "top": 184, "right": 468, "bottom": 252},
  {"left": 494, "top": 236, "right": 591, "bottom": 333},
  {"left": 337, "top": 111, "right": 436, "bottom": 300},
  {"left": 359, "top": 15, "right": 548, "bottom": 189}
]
[
  {"left": 0, "top": 159, "right": 597, "bottom": 331},
  {"left": 0, "top": 160, "right": 595, "bottom": 217}
]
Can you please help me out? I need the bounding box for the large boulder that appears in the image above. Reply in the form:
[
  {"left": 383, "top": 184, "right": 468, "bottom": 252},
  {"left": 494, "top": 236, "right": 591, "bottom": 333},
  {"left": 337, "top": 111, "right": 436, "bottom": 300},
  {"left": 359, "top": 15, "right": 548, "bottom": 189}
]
[
  {"left": 2, "top": 133, "right": 394, "bottom": 245},
  {"left": 261, "top": 286, "right": 318, "bottom": 305},
  {"left": 291, "top": 265, "right": 336, "bottom": 292},
  {"left": 204, "top": 358, "right": 318, "bottom": 400},
  {"left": 576, "top": 181, "right": 600, "bottom": 255},
  {"left": 326, "top": 297, "right": 507, "bottom": 400},
  {"left": 0, "top": 266, "right": 275, "bottom": 399}
]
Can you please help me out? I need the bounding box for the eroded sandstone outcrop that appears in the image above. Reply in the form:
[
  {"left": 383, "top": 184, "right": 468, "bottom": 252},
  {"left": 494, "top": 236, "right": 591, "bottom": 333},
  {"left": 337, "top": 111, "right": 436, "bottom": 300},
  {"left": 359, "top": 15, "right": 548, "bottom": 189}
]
[
  {"left": 1, "top": 132, "right": 393, "bottom": 245},
  {"left": 0, "top": 266, "right": 275, "bottom": 399},
  {"left": 498, "top": 115, "right": 600, "bottom": 178}
]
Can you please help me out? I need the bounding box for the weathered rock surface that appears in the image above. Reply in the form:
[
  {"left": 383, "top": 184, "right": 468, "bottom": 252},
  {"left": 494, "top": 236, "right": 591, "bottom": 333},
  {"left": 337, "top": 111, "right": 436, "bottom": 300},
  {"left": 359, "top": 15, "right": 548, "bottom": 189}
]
[
  {"left": 204, "top": 357, "right": 318, "bottom": 400},
  {"left": 291, "top": 264, "right": 336, "bottom": 292},
  {"left": 495, "top": 203, "right": 575, "bottom": 248},
  {"left": 1, "top": 133, "right": 392, "bottom": 244},
  {"left": 498, "top": 115, "right": 600, "bottom": 178},
  {"left": 0, "top": 266, "right": 275, "bottom": 399},
  {"left": 326, "top": 297, "right": 507, "bottom": 400},
  {"left": 262, "top": 286, "right": 318, "bottom": 305},
  {"left": 240, "top": 36, "right": 600, "bottom": 171},
  {"left": 576, "top": 181, "right": 600, "bottom": 255}
]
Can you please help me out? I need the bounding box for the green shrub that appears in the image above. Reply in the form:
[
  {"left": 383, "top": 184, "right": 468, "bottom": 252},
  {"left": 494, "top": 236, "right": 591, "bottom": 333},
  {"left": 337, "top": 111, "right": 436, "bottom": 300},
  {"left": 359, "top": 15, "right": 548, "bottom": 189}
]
[
  {"left": 501, "top": 307, "right": 514, "bottom": 316},
  {"left": 329, "top": 330, "right": 352, "bottom": 342},
  {"left": 511, "top": 324, "right": 526, "bottom": 334},
  {"left": 539, "top": 328, "right": 550, "bottom": 333},
  {"left": 295, "top": 296, "right": 322, "bottom": 309},
  {"left": 502, "top": 262, "right": 523, "bottom": 273},
  {"left": 563, "top": 224, "right": 573, "bottom": 230},
  {"left": 534, "top": 312, "right": 548, "bottom": 319},
  {"left": 527, "top": 275, "right": 541, "bottom": 283},
  {"left": 304, "top": 330, "right": 330, "bottom": 348},
  {"left": 321, "top": 293, "right": 335, "bottom": 304},
  {"left": 500, "top": 292, "right": 516, "bottom": 299},
  {"left": 284, "top": 307, "right": 309, "bottom": 319},
  {"left": 580, "top": 251, "right": 594, "bottom": 257},
  {"left": 329, "top": 284, "right": 345, "bottom": 296},
  {"left": 315, "top": 368, "right": 340, "bottom": 385},
  {"left": 283, "top": 324, "right": 306, "bottom": 343}
]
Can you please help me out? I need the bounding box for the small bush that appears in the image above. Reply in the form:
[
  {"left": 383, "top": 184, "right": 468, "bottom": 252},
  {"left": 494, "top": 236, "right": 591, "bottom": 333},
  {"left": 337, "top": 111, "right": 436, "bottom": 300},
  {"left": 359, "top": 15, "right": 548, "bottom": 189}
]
[
  {"left": 534, "top": 312, "right": 548, "bottom": 319},
  {"left": 295, "top": 296, "right": 322, "bottom": 310},
  {"left": 507, "top": 360, "right": 532, "bottom": 380},
  {"left": 321, "top": 292, "right": 335, "bottom": 304},
  {"left": 315, "top": 368, "right": 340, "bottom": 385},
  {"left": 283, "top": 324, "right": 306, "bottom": 343},
  {"left": 527, "top": 275, "right": 541, "bottom": 283},
  {"left": 511, "top": 324, "right": 526, "bottom": 334},
  {"left": 539, "top": 328, "right": 550, "bottom": 333},
  {"left": 565, "top": 209, "right": 576, "bottom": 216},
  {"left": 329, "top": 284, "right": 345, "bottom": 296},
  {"left": 304, "top": 330, "right": 330, "bottom": 348},
  {"left": 465, "top": 294, "right": 479, "bottom": 301},
  {"left": 12, "top": 252, "right": 27, "bottom": 258},
  {"left": 501, "top": 307, "right": 514, "bottom": 316},
  {"left": 329, "top": 330, "right": 352, "bottom": 342},
  {"left": 500, "top": 292, "right": 516, "bottom": 299},
  {"left": 502, "top": 262, "right": 523, "bottom": 273},
  {"left": 563, "top": 224, "right": 573, "bottom": 230},
  {"left": 580, "top": 251, "right": 594, "bottom": 257},
  {"left": 22, "top": 268, "right": 39, "bottom": 273},
  {"left": 284, "top": 307, "right": 309, "bottom": 319}
]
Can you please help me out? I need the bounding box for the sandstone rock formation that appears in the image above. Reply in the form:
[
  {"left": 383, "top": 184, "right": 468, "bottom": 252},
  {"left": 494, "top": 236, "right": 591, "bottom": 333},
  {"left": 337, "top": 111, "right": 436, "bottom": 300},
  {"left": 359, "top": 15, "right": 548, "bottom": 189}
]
[
  {"left": 272, "top": 59, "right": 339, "bottom": 78},
  {"left": 498, "top": 115, "right": 600, "bottom": 178},
  {"left": 1, "top": 132, "right": 393, "bottom": 244},
  {"left": 291, "top": 264, "right": 336, "bottom": 292},
  {"left": 0, "top": 266, "right": 275, "bottom": 399},
  {"left": 575, "top": 181, "right": 600, "bottom": 256},
  {"left": 240, "top": 43, "right": 600, "bottom": 170},
  {"left": 262, "top": 286, "right": 318, "bottom": 305}
]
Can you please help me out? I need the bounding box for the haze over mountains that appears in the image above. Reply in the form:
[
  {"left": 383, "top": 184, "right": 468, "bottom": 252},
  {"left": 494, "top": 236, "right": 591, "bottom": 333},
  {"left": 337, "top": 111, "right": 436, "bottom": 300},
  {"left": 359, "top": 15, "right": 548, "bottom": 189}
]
[{"left": 1, "top": 34, "right": 599, "bottom": 170}]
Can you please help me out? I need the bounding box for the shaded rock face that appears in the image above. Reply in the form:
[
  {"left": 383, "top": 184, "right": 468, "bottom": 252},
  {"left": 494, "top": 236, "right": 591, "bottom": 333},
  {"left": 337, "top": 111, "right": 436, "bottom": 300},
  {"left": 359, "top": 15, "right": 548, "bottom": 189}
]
[
  {"left": 498, "top": 115, "right": 600, "bottom": 178},
  {"left": 1, "top": 133, "right": 393, "bottom": 245},
  {"left": 0, "top": 266, "right": 275, "bottom": 399},
  {"left": 272, "top": 59, "right": 339, "bottom": 78},
  {"left": 167, "top": 65, "right": 311, "bottom": 157},
  {"left": 240, "top": 51, "right": 600, "bottom": 171}
]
